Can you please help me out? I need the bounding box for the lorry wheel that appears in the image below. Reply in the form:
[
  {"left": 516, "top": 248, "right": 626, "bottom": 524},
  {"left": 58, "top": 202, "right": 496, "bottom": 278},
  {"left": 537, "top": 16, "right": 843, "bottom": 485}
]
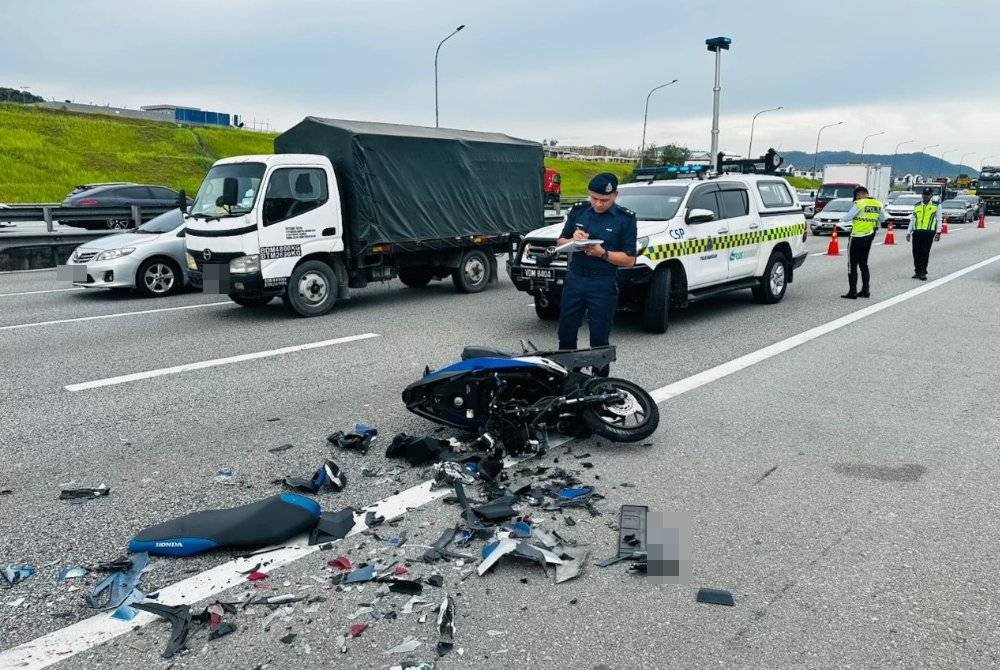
[
  {"left": 641, "top": 266, "right": 671, "bottom": 334},
  {"left": 398, "top": 267, "right": 434, "bottom": 288},
  {"left": 752, "top": 252, "right": 789, "bottom": 304},
  {"left": 534, "top": 297, "right": 560, "bottom": 321},
  {"left": 452, "top": 249, "right": 491, "bottom": 293},
  {"left": 230, "top": 296, "right": 273, "bottom": 307},
  {"left": 283, "top": 260, "right": 337, "bottom": 317}
]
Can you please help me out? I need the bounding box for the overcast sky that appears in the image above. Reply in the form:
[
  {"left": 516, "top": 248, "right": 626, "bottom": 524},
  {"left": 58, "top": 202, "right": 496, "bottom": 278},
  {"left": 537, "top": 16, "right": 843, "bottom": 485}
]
[{"left": 5, "top": 0, "right": 999, "bottom": 165}]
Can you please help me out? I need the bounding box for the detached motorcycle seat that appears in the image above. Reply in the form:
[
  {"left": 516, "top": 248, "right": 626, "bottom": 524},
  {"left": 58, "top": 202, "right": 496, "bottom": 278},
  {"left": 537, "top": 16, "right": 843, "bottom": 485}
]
[{"left": 128, "top": 493, "right": 321, "bottom": 557}]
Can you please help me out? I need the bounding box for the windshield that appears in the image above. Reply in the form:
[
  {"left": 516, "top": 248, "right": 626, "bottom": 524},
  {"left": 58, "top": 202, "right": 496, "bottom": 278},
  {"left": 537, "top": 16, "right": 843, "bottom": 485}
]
[
  {"left": 893, "top": 196, "right": 921, "bottom": 206},
  {"left": 615, "top": 185, "right": 687, "bottom": 221},
  {"left": 979, "top": 180, "right": 1000, "bottom": 189},
  {"left": 823, "top": 199, "right": 852, "bottom": 212},
  {"left": 137, "top": 209, "right": 183, "bottom": 233},
  {"left": 190, "top": 162, "right": 265, "bottom": 218},
  {"left": 818, "top": 185, "right": 856, "bottom": 199},
  {"left": 941, "top": 200, "right": 964, "bottom": 208}
]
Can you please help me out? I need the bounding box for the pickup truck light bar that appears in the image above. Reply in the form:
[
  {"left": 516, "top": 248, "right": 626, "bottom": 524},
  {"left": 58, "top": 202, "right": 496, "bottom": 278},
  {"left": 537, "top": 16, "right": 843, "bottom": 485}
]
[{"left": 633, "top": 164, "right": 711, "bottom": 182}]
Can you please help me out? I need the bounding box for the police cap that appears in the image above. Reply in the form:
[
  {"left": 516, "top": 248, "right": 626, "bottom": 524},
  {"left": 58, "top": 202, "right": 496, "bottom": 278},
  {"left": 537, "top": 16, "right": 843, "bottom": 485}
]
[
  {"left": 922, "top": 187, "right": 933, "bottom": 195},
  {"left": 588, "top": 172, "right": 618, "bottom": 195}
]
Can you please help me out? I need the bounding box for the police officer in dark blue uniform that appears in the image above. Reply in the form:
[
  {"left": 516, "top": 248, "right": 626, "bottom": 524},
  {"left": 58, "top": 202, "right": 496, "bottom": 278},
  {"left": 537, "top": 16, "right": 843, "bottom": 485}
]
[{"left": 557, "top": 172, "right": 637, "bottom": 371}]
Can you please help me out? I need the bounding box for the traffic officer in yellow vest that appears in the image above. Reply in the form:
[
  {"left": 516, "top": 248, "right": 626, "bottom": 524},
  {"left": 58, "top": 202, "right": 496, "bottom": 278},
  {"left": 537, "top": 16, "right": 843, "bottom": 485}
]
[
  {"left": 838, "top": 185, "right": 886, "bottom": 299},
  {"left": 906, "top": 187, "right": 940, "bottom": 281}
]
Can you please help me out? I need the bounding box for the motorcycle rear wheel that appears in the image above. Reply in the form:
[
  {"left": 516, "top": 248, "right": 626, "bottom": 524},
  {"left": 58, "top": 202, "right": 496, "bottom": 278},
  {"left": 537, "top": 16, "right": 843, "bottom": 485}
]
[{"left": 580, "top": 377, "right": 659, "bottom": 442}]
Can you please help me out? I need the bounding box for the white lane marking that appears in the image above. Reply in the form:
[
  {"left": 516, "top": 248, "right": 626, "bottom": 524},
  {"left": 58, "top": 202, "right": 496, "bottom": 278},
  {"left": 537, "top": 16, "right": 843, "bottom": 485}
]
[
  {"left": 0, "top": 301, "right": 231, "bottom": 331},
  {"left": 650, "top": 253, "right": 1000, "bottom": 403},
  {"left": 65, "top": 334, "right": 382, "bottom": 392},
  {"left": 0, "top": 287, "right": 85, "bottom": 297},
  {"left": 0, "top": 437, "right": 572, "bottom": 670},
  {"left": 9, "top": 252, "right": 1000, "bottom": 668}
]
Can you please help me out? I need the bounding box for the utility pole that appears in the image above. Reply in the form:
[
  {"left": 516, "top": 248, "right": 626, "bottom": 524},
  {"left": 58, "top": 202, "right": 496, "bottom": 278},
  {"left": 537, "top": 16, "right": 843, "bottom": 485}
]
[
  {"left": 705, "top": 37, "right": 731, "bottom": 164},
  {"left": 434, "top": 25, "right": 465, "bottom": 128},
  {"left": 747, "top": 106, "right": 782, "bottom": 159},
  {"left": 639, "top": 79, "right": 678, "bottom": 168},
  {"left": 813, "top": 121, "right": 844, "bottom": 176}
]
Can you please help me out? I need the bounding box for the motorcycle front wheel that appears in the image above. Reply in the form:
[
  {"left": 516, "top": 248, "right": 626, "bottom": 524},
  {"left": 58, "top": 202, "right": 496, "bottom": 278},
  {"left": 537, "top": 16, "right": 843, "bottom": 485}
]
[{"left": 580, "top": 377, "right": 660, "bottom": 442}]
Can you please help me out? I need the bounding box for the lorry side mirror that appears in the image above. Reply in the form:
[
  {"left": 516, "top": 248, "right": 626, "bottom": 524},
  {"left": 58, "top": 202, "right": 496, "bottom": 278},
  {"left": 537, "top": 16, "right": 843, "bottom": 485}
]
[
  {"left": 217, "top": 177, "right": 239, "bottom": 208},
  {"left": 686, "top": 208, "right": 716, "bottom": 224},
  {"left": 177, "top": 189, "right": 188, "bottom": 213}
]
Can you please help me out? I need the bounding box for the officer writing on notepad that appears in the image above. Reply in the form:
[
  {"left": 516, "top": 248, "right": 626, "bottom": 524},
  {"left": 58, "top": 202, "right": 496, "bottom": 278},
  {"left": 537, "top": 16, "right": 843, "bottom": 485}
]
[{"left": 556, "top": 172, "right": 637, "bottom": 373}]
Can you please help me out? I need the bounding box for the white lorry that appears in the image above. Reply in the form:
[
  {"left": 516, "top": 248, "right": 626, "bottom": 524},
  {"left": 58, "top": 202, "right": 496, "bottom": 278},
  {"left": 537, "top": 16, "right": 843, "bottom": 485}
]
[{"left": 814, "top": 164, "right": 892, "bottom": 216}]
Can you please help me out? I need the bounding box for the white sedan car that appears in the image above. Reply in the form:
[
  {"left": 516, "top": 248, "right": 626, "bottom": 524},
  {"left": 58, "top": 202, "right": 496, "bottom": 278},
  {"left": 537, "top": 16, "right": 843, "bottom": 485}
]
[{"left": 61, "top": 209, "right": 189, "bottom": 297}]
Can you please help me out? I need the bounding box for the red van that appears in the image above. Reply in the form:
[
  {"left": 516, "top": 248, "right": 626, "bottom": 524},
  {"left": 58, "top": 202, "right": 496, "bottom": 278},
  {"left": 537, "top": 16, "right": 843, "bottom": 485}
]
[{"left": 543, "top": 168, "right": 561, "bottom": 207}]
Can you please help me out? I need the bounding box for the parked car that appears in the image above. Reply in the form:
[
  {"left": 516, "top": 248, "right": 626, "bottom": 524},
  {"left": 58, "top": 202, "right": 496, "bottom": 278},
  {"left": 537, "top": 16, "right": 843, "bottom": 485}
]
[
  {"left": 61, "top": 183, "right": 190, "bottom": 230},
  {"left": 60, "top": 209, "right": 189, "bottom": 296},
  {"left": 953, "top": 194, "right": 984, "bottom": 218},
  {"left": 796, "top": 190, "right": 815, "bottom": 218},
  {"left": 884, "top": 194, "right": 921, "bottom": 229},
  {"left": 940, "top": 199, "right": 974, "bottom": 224},
  {"left": 809, "top": 197, "right": 854, "bottom": 235}
]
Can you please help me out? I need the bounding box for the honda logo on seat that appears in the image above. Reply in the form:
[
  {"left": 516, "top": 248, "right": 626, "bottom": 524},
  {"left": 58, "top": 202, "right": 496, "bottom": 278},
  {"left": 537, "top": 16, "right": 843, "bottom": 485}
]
[{"left": 202, "top": 249, "right": 212, "bottom": 261}]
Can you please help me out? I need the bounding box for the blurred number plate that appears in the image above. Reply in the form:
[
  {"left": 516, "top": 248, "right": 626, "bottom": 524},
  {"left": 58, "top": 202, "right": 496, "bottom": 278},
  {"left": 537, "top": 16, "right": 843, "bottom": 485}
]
[{"left": 522, "top": 268, "right": 554, "bottom": 279}]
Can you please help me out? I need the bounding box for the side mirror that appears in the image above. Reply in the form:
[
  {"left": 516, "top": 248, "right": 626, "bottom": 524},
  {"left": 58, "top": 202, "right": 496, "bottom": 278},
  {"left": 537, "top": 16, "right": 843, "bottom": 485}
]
[
  {"left": 176, "top": 189, "right": 188, "bottom": 213},
  {"left": 216, "top": 177, "right": 239, "bottom": 208},
  {"left": 686, "top": 208, "right": 716, "bottom": 224}
]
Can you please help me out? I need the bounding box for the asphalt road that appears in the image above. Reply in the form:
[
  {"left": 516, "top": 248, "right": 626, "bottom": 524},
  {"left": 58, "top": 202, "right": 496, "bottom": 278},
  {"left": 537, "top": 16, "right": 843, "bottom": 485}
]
[{"left": 2, "top": 220, "right": 999, "bottom": 669}]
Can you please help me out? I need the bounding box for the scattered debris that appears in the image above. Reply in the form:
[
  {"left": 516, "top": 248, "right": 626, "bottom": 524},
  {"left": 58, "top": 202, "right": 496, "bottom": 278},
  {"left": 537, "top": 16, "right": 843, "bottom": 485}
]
[
  {"left": 279, "top": 459, "right": 347, "bottom": 494},
  {"left": 310, "top": 507, "right": 357, "bottom": 545},
  {"left": 57, "top": 566, "right": 88, "bottom": 582},
  {"left": 132, "top": 601, "right": 193, "bottom": 659},
  {"left": 696, "top": 587, "right": 735, "bottom": 607},
  {"left": 85, "top": 553, "right": 148, "bottom": 610},
  {"left": 387, "top": 579, "right": 423, "bottom": 595},
  {"left": 280, "top": 632, "right": 297, "bottom": 644},
  {"left": 402, "top": 596, "right": 432, "bottom": 614},
  {"left": 555, "top": 547, "right": 590, "bottom": 584},
  {"left": 268, "top": 444, "right": 294, "bottom": 453},
  {"left": 597, "top": 504, "right": 648, "bottom": 567},
  {"left": 345, "top": 565, "right": 375, "bottom": 584},
  {"left": 59, "top": 484, "right": 110, "bottom": 502},
  {"left": 350, "top": 623, "right": 368, "bottom": 637},
  {"left": 427, "top": 574, "right": 444, "bottom": 588},
  {"left": 436, "top": 595, "right": 455, "bottom": 656},
  {"left": 328, "top": 424, "right": 378, "bottom": 455},
  {"left": 209, "top": 621, "right": 237, "bottom": 640},
  {"left": 214, "top": 468, "right": 235, "bottom": 485},
  {"left": 328, "top": 556, "right": 352, "bottom": 571},
  {"left": 386, "top": 433, "right": 456, "bottom": 466},
  {"left": 384, "top": 638, "right": 423, "bottom": 654},
  {"left": 422, "top": 527, "right": 475, "bottom": 563},
  {"left": 2, "top": 565, "right": 35, "bottom": 587},
  {"left": 246, "top": 571, "right": 269, "bottom": 582}
]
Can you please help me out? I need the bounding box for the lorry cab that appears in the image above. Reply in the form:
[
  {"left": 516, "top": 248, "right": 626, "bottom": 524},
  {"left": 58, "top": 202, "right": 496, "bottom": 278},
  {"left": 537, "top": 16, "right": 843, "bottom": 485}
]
[
  {"left": 184, "top": 154, "right": 344, "bottom": 311},
  {"left": 815, "top": 182, "right": 860, "bottom": 214}
]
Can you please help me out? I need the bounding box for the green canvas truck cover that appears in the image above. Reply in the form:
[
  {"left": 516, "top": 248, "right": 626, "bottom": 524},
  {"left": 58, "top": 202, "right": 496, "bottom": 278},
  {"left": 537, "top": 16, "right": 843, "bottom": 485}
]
[{"left": 274, "top": 117, "right": 544, "bottom": 254}]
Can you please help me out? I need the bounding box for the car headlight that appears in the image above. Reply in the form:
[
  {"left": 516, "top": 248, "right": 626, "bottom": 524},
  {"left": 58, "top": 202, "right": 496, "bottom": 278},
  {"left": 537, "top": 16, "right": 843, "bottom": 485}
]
[
  {"left": 186, "top": 252, "right": 197, "bottom": 270},
  {"left": 94, "top": 247, "right": 135, "bottom": 262},
  {"left": 229, "top": 254, "right": 260, "bottom": 274},
  {"left": 636, "top": 236, "right": 649, "bottom": 253}
]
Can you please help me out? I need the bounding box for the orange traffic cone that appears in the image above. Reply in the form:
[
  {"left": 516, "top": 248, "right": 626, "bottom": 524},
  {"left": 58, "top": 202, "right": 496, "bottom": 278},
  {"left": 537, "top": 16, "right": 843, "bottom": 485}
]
[
  {"left": 941, "top": 221, "right": 949, "bottom": 235},
  {"left": 884, "top": 223, "right": 895, "bottom": 245},
  {"left": 978, "top": 213, "right": 986, "bottom": 228},
  {"left": 827, "top": 227, "right": 841, "bottom": 255}
]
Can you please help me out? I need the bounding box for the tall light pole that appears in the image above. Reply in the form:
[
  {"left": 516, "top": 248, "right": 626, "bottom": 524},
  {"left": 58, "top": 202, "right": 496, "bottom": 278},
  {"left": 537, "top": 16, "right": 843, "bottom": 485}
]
[
  {"left": 937, "top": 149, "right": 956, "bottom": 178},
  {"left": 859, "top": 130, "right": 885, "bottom": 162},
  {"left": 958, "top": 151, "right": 976, "bottom": 173},
  {"left": 918, "top": 144, "right": 939, "bottom": 181},
  {"left": 434, "top": 25, "right": 465, "bottom": 128},
  {"left": 890, "top": 139, "right": 914, "bottom": 178},
  {"left": 747, "top": 106, "right": 783, "bottom": 159},
  {"left": 813, "top": 121, "right": 843, "bottom": 176},
  {"left": 639, "top": 79, "right": 678, "bottom": 168},
  {"left": 705, "top": 37, "right": 732, "bottom": 165}
]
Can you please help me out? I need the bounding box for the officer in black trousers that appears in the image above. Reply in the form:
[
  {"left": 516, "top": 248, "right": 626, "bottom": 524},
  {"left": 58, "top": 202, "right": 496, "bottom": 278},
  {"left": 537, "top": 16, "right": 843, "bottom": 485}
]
[
  {"left": 556, "top": 172, "right": 637, "bottom": 375},
  {"left": 906, "top": 187, "right": 941, "bottom": 280}
]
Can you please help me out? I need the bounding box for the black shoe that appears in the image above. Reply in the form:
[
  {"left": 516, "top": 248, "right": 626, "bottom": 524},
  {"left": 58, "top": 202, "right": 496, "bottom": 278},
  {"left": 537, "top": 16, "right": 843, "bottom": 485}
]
[
  {"left": 919, "top": 275, "right": 927, "bottom": 281},
  {"left": 841, "top": 292, "right": 857, "bottom": 299},
  {"left": 912, "top": 274, "right": 920, "bottom": 279},
  {"left": 858, "top": 290, "right": 871, "bottom": 298}
]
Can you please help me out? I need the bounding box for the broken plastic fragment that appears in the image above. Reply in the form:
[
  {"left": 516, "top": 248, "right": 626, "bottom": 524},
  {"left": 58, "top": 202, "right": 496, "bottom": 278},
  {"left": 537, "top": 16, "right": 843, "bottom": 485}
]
[
  {"left": 555, "top": 486, "right": 593, "bottom": 500},
  {"left": 436, "top": 595, "right": 455, "bottom": 657},
  {"left": 328, "top": 425, "right": 378, "bottom": 455},
  {"left": 268, "top": 444, "right": 294, "bottom": 453},
  {"left": 394, "top": 565, "right": 409, "bottom": 576},
  {"left": 402, "top": 596, "right": 431, "bottom": 614},
  {"left": 477, "top": 538, "right": 518, "bottom": 576},
  {"left": 2, "top": 565, "right": 35, "bottom": 587},
  {"left": 209, "top": 621, "right": 237, "bottom": 640},
  {"left": 85, "top": 553, "right": 148, "bottom": 611},
  {"left": 433, "top": 461, "right": 476, "bottom": 486},
  {"left": 472, "top": 495, "right": 519, "bottom": 522},
  {"left": 280, "top": 633, "right": 297, "bottom": 644},
  {"left": 350, "top": 623, "right": 368, "bottom": 638},
  {"left": 555, "top": 547, "right": 590, "bottom": 584},
  {"left": 328, "top": 556, "right": 352, "bottom": 571},
  {"left": 696, "top": 587, "right": 735, "bottom": 607},
  {"left": 384, "top": 638, "right": 423, "bottom": 654},
  {"left": 59, "top": 484, "right": 110, "bottom": 502},
  {"left": 57, "top": 566, "right": 88, "bottom": 582},
  {"left": 310, "top": 507, "right": 357, "bottom": 545},
  {"left": 505, "top": 521, "right": 532, "bottom": 538},
  {"left": 132, "top": 601, "right": 193, "bottom": 659},
  {"left": 345, "top": 564, "right": 375, "bottom": 584},
  {"left": 281, "top": 459, "right": 347, "bottom": 494},
  {"left": 387, "top": 579, "right": 423, "bottom": 595},
  {"left": 246, "top": 571, "right": 269, "bottom": 582},
  {"left": 427, "top": 574, "right": 444, "bottom": 588},
  {"left": 214, "top": 468, "right": 235, "bottom": 485}
]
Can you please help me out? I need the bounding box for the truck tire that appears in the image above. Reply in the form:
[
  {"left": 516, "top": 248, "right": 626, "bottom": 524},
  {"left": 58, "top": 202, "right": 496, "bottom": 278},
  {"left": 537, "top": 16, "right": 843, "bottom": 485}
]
[
  {"left": 534, "top": 297, "right": 560, "bottom": 321},
  {"left": 283, "top": 260, "right": 337, "bottom": 317},
  {"left": 641, "top": 266, "right": 671, "bottom": 334},
  {"left": 399, "top": 267, "right": 434, "bottom": 288},
  {"left": 230, "top": 296, "right": 273, "bottom": 307},
  {"left": 452, "top": 249, "right": 491, "bottom": 293},
  {"left": 752, "top": 252, "right": 789, "bottom": 304}
]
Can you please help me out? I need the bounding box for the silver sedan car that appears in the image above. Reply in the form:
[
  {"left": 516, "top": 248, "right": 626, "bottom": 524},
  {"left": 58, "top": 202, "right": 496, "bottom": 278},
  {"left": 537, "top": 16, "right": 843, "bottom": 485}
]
[{"left": 61, "top": 209, "right": 189, "bottom": 297}]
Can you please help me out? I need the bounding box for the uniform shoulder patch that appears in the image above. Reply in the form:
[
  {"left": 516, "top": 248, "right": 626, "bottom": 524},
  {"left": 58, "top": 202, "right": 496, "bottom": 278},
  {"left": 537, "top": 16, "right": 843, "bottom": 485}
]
[
  {"left": 617, "top": 204, "right": 637, "bottom": 218},
  {"left": 570, "top": 201, "right": 588, "bottom": 210}
]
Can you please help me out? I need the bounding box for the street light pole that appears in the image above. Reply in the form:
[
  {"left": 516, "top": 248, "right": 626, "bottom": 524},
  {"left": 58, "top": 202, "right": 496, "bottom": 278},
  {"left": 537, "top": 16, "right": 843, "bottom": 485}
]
[
  {"left": 918, "top": 144, "right": 939, "bottom": 181},
  {"left": 958, "top": 151, "right": 975, "bottom": 172},
  {"left": 747, "top": 106, "right": 783, "bottom": 159},
  {"left": 434, "top": 25, "right": 465, "bottom": 128},
  {"left": 705, "top": 37, "right": 732, "bottom": 165},
  {"left": 890, "top": 139, "right": 914, "bottom": 178},
  {"left": 639, "top": 79, "right": 678, "bottom": 168},
  {"left": 937, "top": 149, "right": 956, "bottom": 178},
  {"left": 813, "top": 121, "right": 843, "bottom": 177},
  {"left": 859, "top": 130, "right": 885, "bottom": 162}
]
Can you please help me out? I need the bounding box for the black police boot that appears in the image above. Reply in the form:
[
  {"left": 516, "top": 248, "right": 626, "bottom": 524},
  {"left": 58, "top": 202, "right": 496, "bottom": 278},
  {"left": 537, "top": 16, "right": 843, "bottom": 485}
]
[
  {"left": 593, "top": 365, "right": 611, "bottom": 378},
  {"left": 858, "top": 287, "right": 871, "bottom": 298},
  {"left": 841, "top": 291, "right": 857, "bottom": 299}
]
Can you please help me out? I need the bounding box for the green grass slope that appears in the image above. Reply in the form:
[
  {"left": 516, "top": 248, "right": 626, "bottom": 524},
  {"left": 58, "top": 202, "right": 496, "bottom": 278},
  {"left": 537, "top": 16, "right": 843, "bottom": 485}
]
[
  {"left": 545, "top": 158, "right": 635, "bottom": 197},
  {"left": 0, "top": 104, "right": 276, "bottom": 202}
]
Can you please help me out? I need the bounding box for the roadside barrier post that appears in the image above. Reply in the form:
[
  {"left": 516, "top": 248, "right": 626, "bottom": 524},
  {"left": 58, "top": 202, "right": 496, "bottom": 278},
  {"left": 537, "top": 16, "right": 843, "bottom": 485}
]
[
  {"left": 43, "top": 206, "right": 53, "bottom": 233},
  {"left": 131, "top": 205, "right": 142, "bottom": 229}
]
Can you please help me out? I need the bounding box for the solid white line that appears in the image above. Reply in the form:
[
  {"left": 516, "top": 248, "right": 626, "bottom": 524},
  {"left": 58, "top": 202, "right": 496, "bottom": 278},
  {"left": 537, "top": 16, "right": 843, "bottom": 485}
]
[
  {"left": 0, "top": 287, "right": 84, "bottom": 297},
  {"left": 0, "top": 301, "right": 231, "bottom": 332},
  {"left": 65, "top": 333, "right": 382, "bottom": 392},
  {"left": 650, "top": 252, "right": 1000, "bottom": 403},
  {"left": 7, "top": 251, "right": 1000, "bottom": 668}
]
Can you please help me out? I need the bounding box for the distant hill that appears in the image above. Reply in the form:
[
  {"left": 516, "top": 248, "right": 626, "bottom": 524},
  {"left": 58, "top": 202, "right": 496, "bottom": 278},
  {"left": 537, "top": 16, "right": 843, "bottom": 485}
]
[{"left": 779, "top": 150, "right": 977, "bottom": 179}]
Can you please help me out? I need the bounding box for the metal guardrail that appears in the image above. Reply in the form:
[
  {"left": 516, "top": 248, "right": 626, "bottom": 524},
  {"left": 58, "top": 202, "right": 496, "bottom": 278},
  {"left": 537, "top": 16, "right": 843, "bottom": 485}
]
[{"left": 0, "top": 204, "right": 176, "bottom": 231}]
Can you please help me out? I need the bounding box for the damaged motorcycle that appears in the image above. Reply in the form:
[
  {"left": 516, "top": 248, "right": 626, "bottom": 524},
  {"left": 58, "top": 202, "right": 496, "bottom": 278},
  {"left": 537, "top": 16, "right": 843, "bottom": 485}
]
[{"left": 402, "top": 344, "right": 659, "bottom": 453}]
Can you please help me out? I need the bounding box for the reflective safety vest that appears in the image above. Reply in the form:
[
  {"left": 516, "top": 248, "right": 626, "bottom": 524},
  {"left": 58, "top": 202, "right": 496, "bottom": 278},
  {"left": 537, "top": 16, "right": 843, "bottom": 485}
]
[
  {"left": 851, "top": 198, "right": 882, "bottom": 237},
  {"left": 913, "top": 203, "right": 938, "bottom": 231}
]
